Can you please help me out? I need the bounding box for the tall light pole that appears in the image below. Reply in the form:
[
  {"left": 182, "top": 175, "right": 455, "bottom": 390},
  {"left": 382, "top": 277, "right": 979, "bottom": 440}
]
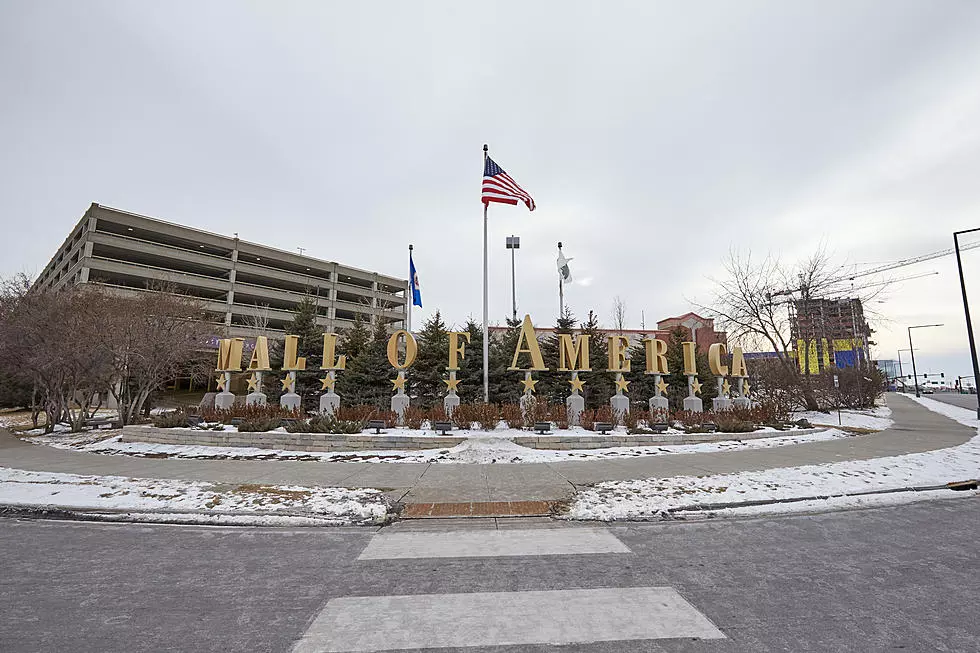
[
  {"left": 908, "top": 324, "right": 943, "bottom": 398},
  {"left": 897, "top": 348, "right": 913, "bottom": 389},
  {"left": 505, "top": 235, "right": 520, "bottom": 322},
  {"left": 954, "top": 227, "right": 980, "bottom": 418}
]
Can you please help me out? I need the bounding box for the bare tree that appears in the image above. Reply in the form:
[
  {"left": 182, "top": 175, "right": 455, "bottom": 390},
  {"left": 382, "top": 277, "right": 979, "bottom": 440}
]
[
  {"left": 611, "top": 296, "right": 627, "bottom": 333},
  {"left": 698, "top": 248, "right": 883, "bottom": 411}
]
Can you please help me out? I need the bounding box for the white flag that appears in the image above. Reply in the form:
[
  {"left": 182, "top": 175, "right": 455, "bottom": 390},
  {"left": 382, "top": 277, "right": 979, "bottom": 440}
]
[{"left": 557, "top": 250, "right": 572, "bottom": 283}]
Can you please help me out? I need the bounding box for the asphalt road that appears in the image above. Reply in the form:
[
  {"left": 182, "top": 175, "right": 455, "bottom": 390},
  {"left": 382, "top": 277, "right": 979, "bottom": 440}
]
[
  {"left": 922, "top": 391, "right": 980, "bottom": 412},
  {"left": 2, "top": 497, "right": 979, "bottom": 652}
]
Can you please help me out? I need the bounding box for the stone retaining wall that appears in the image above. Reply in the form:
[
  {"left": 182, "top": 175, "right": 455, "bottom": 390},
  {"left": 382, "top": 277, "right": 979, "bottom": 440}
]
[{"left": 121, "top": 426, "right": 823, "bottom": 452}]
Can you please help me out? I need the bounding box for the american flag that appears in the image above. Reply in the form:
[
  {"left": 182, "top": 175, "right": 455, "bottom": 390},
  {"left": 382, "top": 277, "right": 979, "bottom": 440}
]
[{"left": 482, "top": 156, "right": 535, "bottom": 211}]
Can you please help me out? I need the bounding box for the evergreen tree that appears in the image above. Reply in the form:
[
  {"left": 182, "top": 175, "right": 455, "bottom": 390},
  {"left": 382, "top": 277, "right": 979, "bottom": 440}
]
[
  {"left": 266, "top": 294, "right": 324, "bottom": 408},
  {"left": 539, "top": 308, "right": 577, "bottom": 404},
  {"left": 455, "top": 317, "right": 487, "bottom": 404},
  {"left": 627, "top": 333, "right": 658, "bottom": 405},
  {"left": 411, "top": 311, "right": 450, "bottom": 408},
  {"left": 488, "top": 316, "right": 523, "bottom": 405},
  {"left": 338, "top": 317, "right": 392, "bottom": 407},
  {"left": 662, "top": 326, "right": 717, "bottom": 410},
  {"left": 339, "top": 313, "right": 371, "bottom": 361},
  {"left": 578, "top": 310, "right": 614, "bottom": 409}
]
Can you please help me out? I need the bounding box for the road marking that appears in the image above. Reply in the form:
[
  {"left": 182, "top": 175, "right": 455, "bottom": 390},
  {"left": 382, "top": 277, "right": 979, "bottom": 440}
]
[
  {"left": 292, "top": 587, "right": 726, "bottom": 652},
  {"left": 357, "top": 527, "right": 630, "bottom": 560}
]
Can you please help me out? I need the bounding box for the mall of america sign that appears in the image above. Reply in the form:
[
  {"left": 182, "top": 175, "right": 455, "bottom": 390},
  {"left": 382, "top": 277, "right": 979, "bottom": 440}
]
[{"left": 211, "top": 314, "right": 751, "bottom": 423}]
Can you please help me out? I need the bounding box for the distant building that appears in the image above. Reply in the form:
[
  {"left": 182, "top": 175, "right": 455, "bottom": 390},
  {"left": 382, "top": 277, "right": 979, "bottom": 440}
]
[
  {"left": 489, "top": 311, "right": 727, "bottom": 351},
  {"left": 790, "top": 298, "right": 872, "bottom": 373},
  {"left": 34, "top": 204, "right": 409, "bottom": 338}
]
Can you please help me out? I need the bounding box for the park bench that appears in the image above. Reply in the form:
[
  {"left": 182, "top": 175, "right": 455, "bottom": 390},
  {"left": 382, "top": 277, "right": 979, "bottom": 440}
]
[
  {"left": 432, "top": 421, "right": 453, "bottom": 435},
  {"left": 651, "top": 422, "right": 669, "bottom": 433},
  {"left": 594, "top": 422, "right": 614, "bottom": 434},
  {"left": 702, "top": 422, "right": 718, "bottom": 433},
  {"left": 84, "top": 417, "right": 122, "bottom": 430},
  {"left": 366, "top": 419, "right": 386, "bottom": 434},
  {"left": 533, "top": 421, "right": 552, "bottom": 435}
]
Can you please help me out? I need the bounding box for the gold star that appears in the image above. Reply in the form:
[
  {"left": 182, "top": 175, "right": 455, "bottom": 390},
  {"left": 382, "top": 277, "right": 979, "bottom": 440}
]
[
  {"left": 280, "top": 375, "right": 294, "bottom": 391},
  {"left": 320, "top": 376, "right": 335, "bottom": 391},
  {"left": 391, "top": 375, "right": 407, "bottom": 390},
  {"left": 615, "top": 377, "right": 631, "bottom": 393},
  {"left": 568, "top": 376, "right": 585, "bottom": 392},
  {"left": 722, "top": 379, "right": 731, "bottom": 395},
  {"left": 742, "top": 380, "right": 751, "bottom": 396},
  {"left": 246, "top": 375, "right": 259, "bottom": 392},
  {"left": 520, "top": 376, "right": 538, "bottom": 393},
  {"left": 691, "top": 378, "right": 703, "bottom": 396},
  {"left": 443, "top": 376, "right": 461, "bottom": 391},
  {"left": 656, "top": 378, "right": 669, "bottom": 395},
  {"left": 215, "top": 375, "right": 226, "bottom": 391}
]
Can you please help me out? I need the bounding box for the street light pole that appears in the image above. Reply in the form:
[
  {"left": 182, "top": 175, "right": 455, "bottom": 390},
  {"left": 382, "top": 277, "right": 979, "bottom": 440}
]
[
  {"left": 908, "top": 324, "right": 943, "bottom": 398},
  {"left": 505, "top": 236, "right": 520, "bottom": 322},
  {"left": 954, "top": 227, "right": 980, "bottom": 419}
]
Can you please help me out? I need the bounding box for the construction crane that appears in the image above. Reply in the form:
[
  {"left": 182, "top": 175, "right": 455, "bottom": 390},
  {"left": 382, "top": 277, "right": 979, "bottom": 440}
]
[{"left": 832, "top": 240, "right": 980, "bottom": 284}]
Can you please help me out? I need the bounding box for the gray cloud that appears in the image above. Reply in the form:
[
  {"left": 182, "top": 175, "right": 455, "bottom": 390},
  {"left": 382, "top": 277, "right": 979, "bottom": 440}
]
[{"left": 3, "top": 1, "right": 980, "bottom": 377}]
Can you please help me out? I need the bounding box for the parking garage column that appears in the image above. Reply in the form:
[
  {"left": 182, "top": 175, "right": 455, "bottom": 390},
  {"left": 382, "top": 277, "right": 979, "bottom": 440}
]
[{"left": 226, "top": 239, "right": 239, "bottom": 327}]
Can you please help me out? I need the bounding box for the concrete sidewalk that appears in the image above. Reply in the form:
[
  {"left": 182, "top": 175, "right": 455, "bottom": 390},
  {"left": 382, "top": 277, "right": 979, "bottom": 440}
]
[{"left": 0, "top": 394, "right": 972, "bottom": 505}]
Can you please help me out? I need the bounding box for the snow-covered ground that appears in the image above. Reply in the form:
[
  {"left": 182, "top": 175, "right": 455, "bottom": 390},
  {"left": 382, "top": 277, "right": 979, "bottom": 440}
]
[
  {"left": 794, "top": 405, "right": 893, "bottom": 431},
  {"left": 0, "top": 467, "right": 389, "bottom": 526},
  {"left": 566, "top": 397, "right": 979, "bottom": 521},
  {"left": 26, "top": 427, "right": 856, "bottom": 464}
]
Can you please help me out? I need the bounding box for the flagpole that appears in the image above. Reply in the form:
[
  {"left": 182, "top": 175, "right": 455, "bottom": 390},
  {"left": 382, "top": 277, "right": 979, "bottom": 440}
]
[
  {"left": 482, "top": 144, "right": 490, "bottom": 403},
  {"left": 558, "top": 241, "right": 564, "bottom": 317},
  {"left": 407, "top": 244, "right": 413, "bottom": 333}
]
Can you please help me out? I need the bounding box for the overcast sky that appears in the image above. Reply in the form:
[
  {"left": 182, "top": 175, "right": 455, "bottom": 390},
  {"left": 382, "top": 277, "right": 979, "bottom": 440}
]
[{"left": 3, "top": 1, "right": 980, "bottom": 380}]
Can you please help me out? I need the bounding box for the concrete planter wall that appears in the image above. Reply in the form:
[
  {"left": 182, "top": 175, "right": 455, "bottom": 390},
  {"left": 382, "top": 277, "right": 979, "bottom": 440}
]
[{"left": 122, "top": 425, "right": 824, "bottom": 452}]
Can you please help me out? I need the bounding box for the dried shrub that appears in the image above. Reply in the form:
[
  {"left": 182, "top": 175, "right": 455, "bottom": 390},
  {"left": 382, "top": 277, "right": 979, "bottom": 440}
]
[
  {"left": 622, "top": 409, "right": 639, "bottom": 432},
  {"left": 501, "top": 403, "right": 523, "bottom": 430},
  {"left": 580, "top": 409, "right": 596, "bottom": 431},
  {"left": 237, "top": 416, "right": 281, "bottom": 432},
  {"left": 151, "top": 410, "right": 189, "bottom": 428},
  {"left": 404, "top": 406, "right": 426, "bottom": 430},
  {"left": 376, "top": 409, "right": 398, "bottom": 428},
  {"left": 672, "top": 410, "right": 706, "bottom": 433},
  {"left": 451, "top": 403, "right": 477, "bottom": 429},
  {"left": 594, "top": 404, "right": 615, "bottom": 426},
  {"left": 426, "top": 406, "right": 448, "bottom": 427},
  {"left": 336, "top": 405, "right": 374, "bottom": 426},
  {"left": 200, "top": 403, "right": 300, "bottom": 425},
  {"left": 649, "top": 407, "right": 669, "bottom": 425},
  {"left": 551, "top": 404, "right": 569, "bottom": 430},
  {"left": 520, "top": 398, "right": 536, "bottom": 430},
  {"left": 474, "top": 403, "right": 500, "bottom": 431},
  {"left": 533, "top": 399, "right": 551, "bottom": 424}
]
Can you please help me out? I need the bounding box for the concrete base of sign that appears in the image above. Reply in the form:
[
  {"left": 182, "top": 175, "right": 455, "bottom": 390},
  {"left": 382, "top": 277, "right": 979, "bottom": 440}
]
[
  {"left": 245, "top": 392, "right": 267, "bottom": 407},
  {"left": 683, "top": 396, "right": 703, "bottom": 412},
  {"left": 610, "top": 394, "right": 629, "bottom": 418},
  {"left": 648, "top": 395, "right": 669, "bottom": 413},
  {"left": 391, "top": 393, "right": 410, "bottom": 421},
  {"left": 566, "top": 393, "right": 584, "bottom": 426},
  {"left": 733, "top": 396, "right": 752, "bottom": 409},
  {"left": 280, "top": 392, "right": 301, "bottom": 410},
  {"left": 215, "top": 392, "right": 236, "bottom": 410},
  {"left": 443, "top": 393, "right": 460, "bottom": 417},
  {"left": 712, "top": 397, "right": 732, "bottom": 411},
  {"left": 319, "top": 391, "right": 340, "bottom": 415}
]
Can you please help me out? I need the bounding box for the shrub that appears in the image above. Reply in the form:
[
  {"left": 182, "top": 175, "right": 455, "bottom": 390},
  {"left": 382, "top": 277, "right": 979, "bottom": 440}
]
[
  {"left": 375, "top": 409, "right": 398, "bottom": 428},
  {"left": 474, "top": 403, "right": 500, "bottom": 431},
  {"left": 622, "top": 409, "right": 639, "bottom": 432},
  {"left": 336, "top": 405, "right": 375, "bottom": 425},
  {"left": 237, "top": 416, "right": 281, "bottom": 432},
  {"left": 551, "top": 404, "right": 569, "bottom": 430},
  {"left": 649, "top": 407, "right": 669, "bottom": 425},
  {"left": 285, "top": 414, "right": 362, "bottom": 434},
  {"left": 673, "top": 410, "right": 706, "bottom": 433},
  {"left": 427, "top": 405, "right": 448, "bottom": 426},
  {"left": 594, "top": 404, "right": 615, "bottom": 426},
  {"left": 451, "top": 403, "right": 477, "bottom": 430},
  {"left": 715, "top": 412, "right": 757, "bottom": 433},
  {"left": 200, "top": 403, "right": 300, "bottom": 425},
  {"left": 151, "top": 410, "right": 189, "bottom": 428},
  {"left": 404, "top": 406, "right": 426, "bottom": 430},
  {"left": 520, "top": 398, "right": 537, "bottom": 430},
  {"left": 580, "top": 409, "right": 596, "bottom": 431},
  {"left": 501, "top": 403, "right": 523, "bottom": 430}
]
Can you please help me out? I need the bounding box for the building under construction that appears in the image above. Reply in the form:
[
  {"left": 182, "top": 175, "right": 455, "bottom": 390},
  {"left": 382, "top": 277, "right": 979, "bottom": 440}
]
[{"left": 790, "top": 298, "right": 872, "bottom": 373}]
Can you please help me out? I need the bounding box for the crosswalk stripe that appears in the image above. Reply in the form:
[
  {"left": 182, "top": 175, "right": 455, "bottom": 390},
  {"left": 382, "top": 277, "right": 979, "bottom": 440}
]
[
  {"left": 357, "top": 527, "right": 630, "bottom": 560},
  {"left": 292, "top": 587, "right": 726, "bottom": 652}
]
